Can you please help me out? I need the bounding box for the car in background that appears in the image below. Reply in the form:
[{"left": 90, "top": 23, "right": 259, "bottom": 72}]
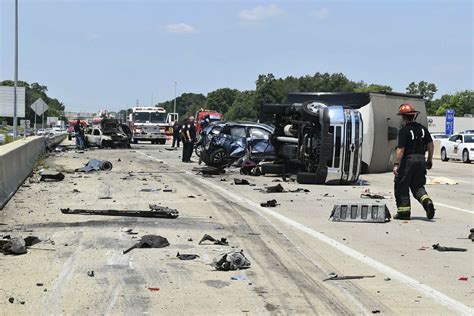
[
  {"left": 440, "top": 134, "right": 474, "bottom": 163},
  {"left": 36, "top": 128, "right": 47, "bottom": 135},
  {"left": 460, "top": 129, "right": 474, "bottom": 134},
  {"left": 431, "top": 133, "right": 449, "bottom": 140},
  {"left": 199, "top": 122, "right": 274, "bottom": 167}
]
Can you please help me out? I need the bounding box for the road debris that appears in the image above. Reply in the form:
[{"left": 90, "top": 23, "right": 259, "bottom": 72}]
[
  {"left": 360, "top": 189, "right": 391, "bottom": 199},
  {"left": 213, "top": 250, "right": 251, "bottom": 271},
  {"left": 87, "top": 271, "right": 95, "bottom": 277},
  {"left": 39, "top": 171, "right": 65, "bottom": 182},
  {"left": 193, "top": 166, "right": 226, "bottom": 175},
  {"left": 199, "top": 234, "right": 228, "bottom": 245},
  {"left": 231, "top": 274, "right": 248, "bottom": 281},
  {"left": 1, "top": 235, "right": 41, "bottom": 255},
  {"left": 140, "top": 188, "right": 161, "bottom": 192},
  {"left": 263, "top": 184, "right": 285, "bottom": 193},
  {"left": 148, "top": 287, "right": 160, "bottom": 292},
  {"left": 123, "top": 235, "right": 170, "bottom": 254},
  {"left": 176, "top": 252, "right": 200, "bottom": 260},
  {"left": 234, "top": 178, "right": 251, "bottom": 185},
  {"left": 122, "top": 228, "right": 138, "bottom": 235},
  {"left": 61, "top": 204, "right": 179, "bottom": 219},
  {"left": 289, "top": 188, "right": 310, "bottom": 193},
  {"left": 75, "top": 159, "right": 113, "bottom": 172},
  {"left": 469, "top": 228, "right": 474, "bottom": 241},
  {"left": 458, "top": 276, "right": 468, "bottom": 281},
  {"left": 330, "top": 203, "right": 391, "bottom": 223},
  {"left": 432, "top": 244, "right": 467, "bottom": 252},
  {"left": 260, "top": 199, "right": 279, "bottom": 207},
  {"left": 323, "top": 274, "right": 375, "bottom": 281}
]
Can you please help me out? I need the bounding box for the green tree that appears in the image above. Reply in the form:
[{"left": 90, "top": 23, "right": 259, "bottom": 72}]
[
  {"left": 205, "top": 88, "right": 240, "bottom": 114},
  {"left": 355, "top": 83, "right": 393, "bottom": 93},
  {"left": 432, "top": 90, "right": 474, "bottom": 116},
  {"left": 225, "top": 91, "right": 257, "bottom": 121},
  {"left": 406, "top": 81, "right": 437, "bottom": 101},
  {"left": 159, "top": 92, "right": 206, "bottom": 120}
]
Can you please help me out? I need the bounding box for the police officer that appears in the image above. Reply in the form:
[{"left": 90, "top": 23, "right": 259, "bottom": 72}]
[
  {"left": 171, "top": 121, "right": 181, "bottom": 148},
  {"left": 181, "top": 116, "right": 196, "bottom": 162},
  {"left": 393, "top": 103, "right": 435, "bottom": 220}
]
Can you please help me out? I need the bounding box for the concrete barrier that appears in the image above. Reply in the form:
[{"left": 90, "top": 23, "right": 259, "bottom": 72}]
[
  {"left": 0, "top": 136, "right": 46, "bottom": 209},
  {"left": 433, "top": 140, "right": 441, "bottom": 160}
]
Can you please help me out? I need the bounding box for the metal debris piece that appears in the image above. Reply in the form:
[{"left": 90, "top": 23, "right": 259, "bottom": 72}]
[
  {"left": 265, "top": 184, "right": 285, "bottom": 193},
  {"left": 213, "top": 250, "right": 251, "bottom": 271},
  {"left": 87, "top": 271, "right": 95, "bottom": 277},
  {"left": 432, "top": 244, "right": 467, "bottom": 252},
  {"left": 199, "top": 234, "right": 228, "bottom": 245},
  {"left": 234, "top": 178, "right": 250, "bottom": 185},
  {"left": 75, "top": 159, "right": 113, "bottom": 172},
  {"left": 289, "top": 188, "right": 310, "bottom": 193},
  {"left": 123, "top": 235, "right": 170, "bottom": 254},
  {"left": 193, "top": 166, "right": 226, "bottom": 175},
  {"left": 39, "top": 171, "right": 65, "bottom": 182},
  {"left": 323, "top": 274, "right": 375, "bottom": 281},
  {"left": 330, "top": 203, "right": 391, "bottom": 223},
  {"left": 260, "top": 199, "right": 278, "bottom": 207},
  {"left": 176, "top": 252, "right": 199, "bottom": 260},
  {"left": 61, "top": 204, "right": 179, "bottom": 219}
]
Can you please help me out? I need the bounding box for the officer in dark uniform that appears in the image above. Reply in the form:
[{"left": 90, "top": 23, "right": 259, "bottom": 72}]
[
  {"left": 172, "top": 121, "right": 181, "bottom": 148},
  {"left": 181, "top": 116, "right": 196, "bottom": 162},
  {"left": 393, "top": 103, "right": 435, "bottom": 220}
]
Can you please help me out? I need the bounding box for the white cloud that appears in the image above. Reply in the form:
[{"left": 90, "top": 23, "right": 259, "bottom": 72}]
[
  {"left": 310, "top": 8, "right": 330, "bottom": 19},
  {"left": 239, "top": 4, "right": 284, "bottom": 22},
  {"left": 165, "top": 23, "right": 197, "bottom": 34}
]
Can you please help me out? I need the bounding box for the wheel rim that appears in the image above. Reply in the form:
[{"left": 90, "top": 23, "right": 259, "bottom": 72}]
[
  {"left": 441, "top": 149, "right": 446, "bottom": 159},
  {"left": 213, "top": 151, "right": 226, "bottom": 163},
  {"left": 463, "top": 151, "right": 468, "bottom": 161}
]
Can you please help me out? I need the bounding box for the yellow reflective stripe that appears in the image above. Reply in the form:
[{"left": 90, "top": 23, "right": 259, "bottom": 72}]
[
  {"left": 420, "top": 195, "right": 429, "bottom": 202},
  {"left": 397, "top": 206, "right": 411, "bottom": 212}
]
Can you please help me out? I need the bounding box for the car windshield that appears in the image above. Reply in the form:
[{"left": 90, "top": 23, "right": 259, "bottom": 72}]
[
  {"left": 464, "top": 135, "right": 474, "bottom": 143},
  {"left": 133, "top": 112, "right": 167, "bottom": 123}
]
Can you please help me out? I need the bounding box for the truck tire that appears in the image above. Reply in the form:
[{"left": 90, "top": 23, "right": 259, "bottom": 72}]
[
  {"left": 440, "top": 148, "right": 449, "bottom": 161},
  {"left": 300, "top": 101, "right": 327, "bottom": 121},
  {"left": 159, "top": 140, "right": 166, "bottom": 145},
  {"left": 209, "top": 148, "right": 228, "bottom": 167},
  {"left": 261, "top": 163, "right": 285, "bottom": 175}
]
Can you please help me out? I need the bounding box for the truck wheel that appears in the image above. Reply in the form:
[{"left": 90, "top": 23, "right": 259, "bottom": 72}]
[
  {"left": 440, "top": 148, "right": 449, "bottom": 161},
  {"left": 300, "top": 101, "right": 327, "bottom": 121},
  {"left": 159, "top": 140, "right": 166, "bottom": 145},
  {"left": 261, "top": 163, "right": 285, "bottom": 175},
  {"left": 210, "top": 148, "right": 228, "bottom": 166},
  {"left": 99, "top": 160, "right": 113, "bottom": 171},
  {"left": 462, "top": 149, "right": 470, "bottom": 163},
  {"left": 195, "top": 146, "right": 202, "bottom": 157},
  {"left": 297, "top": 172, "right": 325, "bottom": 184}
]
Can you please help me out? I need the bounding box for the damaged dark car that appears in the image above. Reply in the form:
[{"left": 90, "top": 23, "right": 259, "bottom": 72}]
[{"left": 199, "top": 122, "right": 275, "bottom": 167}]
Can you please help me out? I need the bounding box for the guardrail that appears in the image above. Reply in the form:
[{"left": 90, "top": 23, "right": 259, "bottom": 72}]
[{"left": 0, "top": 133, "right": 66, "bottom": 209}]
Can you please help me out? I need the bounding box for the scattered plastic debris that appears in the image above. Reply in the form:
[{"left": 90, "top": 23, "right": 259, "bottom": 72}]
[
  {"left": 231, "top": 274, "right": 248, "bottom": 281},
  {"left": 176, "top": 252, "right": 200, "bottom": 260},
  {"left": 123, "top": 235, "right": 170, "bottom": 254},
  {"left": 426, "top": 177, "right": 458, "bottom": 185},
  {"left": 323, "top": 274, "right": 375, "bottom": 281},
  {"left": 39, "top": 171, "right": 65, "bottom": 182},
  {"left": 234, "top": 179, "right": 251, "bottom": 185},
  {"left": 432, "top": 244, "right": 467, "bottom": 252},
  {"left": 260, "top": 199, "right": 278, "bottom": 207},
  {"left": 75, "top": 159, "right": 113, "bottom": 172},
  {"left": 199, "top": 234, "right": 228, "bottom": 246},
  {"left": 458, "top": 276, "right": 468, "bottom": 281},
  {"left": 87, "top": 271, "right": 95, "bottom": 277},
  {"left": 148, "top": 287, "right": 160, "bottom": 292},
  {"left": 213, "top": 250, "right": 251, "bottom": 271}
]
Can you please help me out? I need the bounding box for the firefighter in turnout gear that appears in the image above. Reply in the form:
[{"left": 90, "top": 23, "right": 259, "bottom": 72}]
[{"left": 393, "top": 103, "right": 435, "bottom": 220}]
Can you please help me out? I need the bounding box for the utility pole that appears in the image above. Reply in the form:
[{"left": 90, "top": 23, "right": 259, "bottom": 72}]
[
  {"left": 13, "top": 0, "right": 19, "bottom": 138},
  {"left": 173, "top": 81, "right": 177, "bottom": 114}
]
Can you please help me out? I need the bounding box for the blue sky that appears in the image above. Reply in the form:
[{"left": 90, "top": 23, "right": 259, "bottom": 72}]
[{"left": 1, "top": 0, "right": 472, "bottom": 112}]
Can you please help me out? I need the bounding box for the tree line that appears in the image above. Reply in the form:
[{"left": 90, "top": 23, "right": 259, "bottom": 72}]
[
  {"left": 0, "top": 80, "right": 66, "bottom": 125},
  {"left": 158, "top": 73, "right": 473, "bottom": 121}
]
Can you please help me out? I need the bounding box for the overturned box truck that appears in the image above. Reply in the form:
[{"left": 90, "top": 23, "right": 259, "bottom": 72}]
[{"left": 261, "top": 92, "right": 427, "bottom": 184}]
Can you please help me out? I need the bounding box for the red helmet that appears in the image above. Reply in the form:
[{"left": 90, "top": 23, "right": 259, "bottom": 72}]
[{"left": 397, "top": 103, "right": 419, "bottom": 115}]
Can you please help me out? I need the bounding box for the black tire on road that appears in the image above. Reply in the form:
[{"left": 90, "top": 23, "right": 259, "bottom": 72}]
[
  {"left": 441, "top": 148, "right": 449, "bottom": 161},
  {"left": 100, "top": 160, "right": 113, "bottom": 171},
  {"left": 260, "top": 163, "right": 285, "bottom": 175},
  {"left": 462, "top": 149, "right": 471, "bottom": 163}
]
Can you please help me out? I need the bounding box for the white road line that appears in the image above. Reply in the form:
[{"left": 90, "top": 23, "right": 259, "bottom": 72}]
[
  {"left": 191, "top": 173, "right": 472, "bottom": 316},
  {"left": 139, "top": 151, "right": 472, "bottom": 315},
  {"left": 434, "top": 202, "right": 473, "bottom": 215}
]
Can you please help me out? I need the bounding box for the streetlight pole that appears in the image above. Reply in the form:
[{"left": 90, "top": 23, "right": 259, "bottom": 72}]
[
  {"left": 173, "top": 81, "right": 177, "bottom": 114},
  {"left": 13, "top": 0, "right": 19, "bottom": 138}
]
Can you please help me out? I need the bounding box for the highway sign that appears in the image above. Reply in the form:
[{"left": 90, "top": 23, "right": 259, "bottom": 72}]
[
  {"left": 30, "top": 98, "right": 49, "bottom": 116},
  {"left": 0, "top": 86, "right": 26, "bottom": 117},
  {"left": 445, "top": 109, "right": 455, "bottom": 135}
]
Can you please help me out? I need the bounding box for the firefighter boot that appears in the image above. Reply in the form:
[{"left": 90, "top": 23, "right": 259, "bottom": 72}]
[
  {"left": 422, "top": 197, "right": 435, "bottom": 220},
  {"left": 393, "top": 211, "right": 411, "bottom": 220}
]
